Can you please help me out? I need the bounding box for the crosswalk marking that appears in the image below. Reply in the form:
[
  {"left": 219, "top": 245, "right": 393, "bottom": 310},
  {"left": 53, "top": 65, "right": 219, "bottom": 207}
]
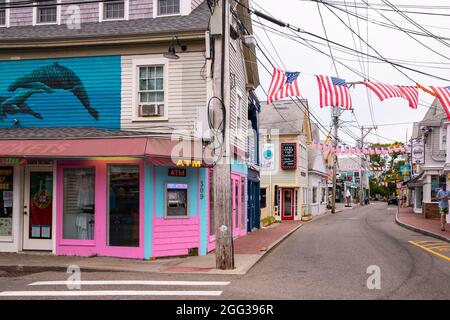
[
  {"left": 0, "top": 290, "right": 223, "bottom": 297},
  {"left": 29, "top": 280, "right": 230, "bottom": 286}
]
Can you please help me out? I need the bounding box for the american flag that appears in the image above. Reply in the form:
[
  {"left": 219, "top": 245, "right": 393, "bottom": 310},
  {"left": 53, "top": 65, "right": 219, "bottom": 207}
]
[
  {"left": 397, "top": 86, "right": 419, "bottom": 109},
  {"left": 316, "top": 75, "right": 352, "bottom": 109},
  {"left": 267, "top": 68, "right": 301, "bottom": 104},
  {"left": 362, "top": 81, "right": 419, "bottom": 109},
  {"left": 429, "top": 86, "right": 450, "bottom": 120},
  {"left": 361, "top": 81, "right": 403, "bottom": 101}
]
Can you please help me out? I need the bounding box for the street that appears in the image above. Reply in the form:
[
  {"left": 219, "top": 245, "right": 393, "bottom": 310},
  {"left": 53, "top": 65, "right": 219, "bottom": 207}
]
[{"left": 0, "top": 202, "right": 448, "bottom": 300}]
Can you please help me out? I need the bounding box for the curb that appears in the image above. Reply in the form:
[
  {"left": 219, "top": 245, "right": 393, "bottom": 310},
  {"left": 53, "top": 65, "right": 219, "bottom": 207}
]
[
  {"left": 241, "top": 223, "right": 304, "bottom": 274},
  {"left": 395, "top": 210, "right": 450, "bottom": 244}
]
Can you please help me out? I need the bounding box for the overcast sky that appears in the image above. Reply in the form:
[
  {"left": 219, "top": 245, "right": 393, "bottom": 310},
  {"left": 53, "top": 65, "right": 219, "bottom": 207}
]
[{"left": 252, "top": 0, "right": 450, "bottom": 146}]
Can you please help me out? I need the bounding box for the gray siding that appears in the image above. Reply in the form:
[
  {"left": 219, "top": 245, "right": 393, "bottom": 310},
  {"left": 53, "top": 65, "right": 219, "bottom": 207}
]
[
  {"left": 129, "top": 0, "right": 152, "bottom": 20},
  {"left": 61, "top": 0, "right": 99, "bottom": 24},
  {"left": 9, "top": 0, "right": 32, "bottom": 26}
]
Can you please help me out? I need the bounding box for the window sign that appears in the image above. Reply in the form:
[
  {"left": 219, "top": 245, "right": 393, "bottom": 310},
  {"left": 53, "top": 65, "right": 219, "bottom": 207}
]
[
  {"left": 281, "top": 143, "right": 297, "bottom": 170},
  {"left": 166, "top": 183, "right": 188, "bottom": 217},
  {"left": 168, "top": 168, "right": 186, "bottom": 177},
  {"left": 0, "top": 167, "right": 13, "bottom": 237}
]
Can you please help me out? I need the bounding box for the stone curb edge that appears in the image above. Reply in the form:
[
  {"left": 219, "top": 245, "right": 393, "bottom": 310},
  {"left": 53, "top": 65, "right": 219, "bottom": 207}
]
[{"left": 395, "top": 209, "right": 450, "bottom": 244}]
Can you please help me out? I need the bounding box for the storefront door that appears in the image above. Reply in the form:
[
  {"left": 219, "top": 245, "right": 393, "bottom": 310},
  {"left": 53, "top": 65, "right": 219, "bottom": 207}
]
[
  {"left": 281, "top": 188, "right": 294, "bottom": 220},
  {"left": 23, "top": 167, "right": 54, "bottom": 251},
  {"left": 231, "top": 174, "right": 241, "bottom": 237}
]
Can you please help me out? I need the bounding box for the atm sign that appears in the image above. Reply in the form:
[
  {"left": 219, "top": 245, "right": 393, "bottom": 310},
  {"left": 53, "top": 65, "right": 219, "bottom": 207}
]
[{"left": 168, "top": 168, "right": 187, "bottom": 177}]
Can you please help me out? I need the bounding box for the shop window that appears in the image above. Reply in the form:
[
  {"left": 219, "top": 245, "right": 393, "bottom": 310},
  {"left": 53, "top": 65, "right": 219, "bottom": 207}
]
[
  {"left": 260, "top": 188, "right": 267, "bottom": 209},
  {"left": 166, "top": 183, "right": 188, "bottom": 217},
  {"left": 63, "top": 168, "right": 95, "bottom": 240},
  {"left": 312, "top": 187, "right": 317, "bottom": 204},
  {"left": 108, "top": 165, "right": 140, "bottom": 247},
  {"left": 209, "top": 170, "right": 215, "bottom": 235},
  {"left": 0, "top": 167, "right": 13, "bottom": 237},
  {"left": 431, "top": 175, "right": 446, "bottom": 201}
]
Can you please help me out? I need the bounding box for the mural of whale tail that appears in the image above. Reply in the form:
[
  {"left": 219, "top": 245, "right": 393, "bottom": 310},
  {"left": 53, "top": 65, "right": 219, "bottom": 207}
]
[{"left": 71, "top": 85, "right": 98, "bottom": 120}]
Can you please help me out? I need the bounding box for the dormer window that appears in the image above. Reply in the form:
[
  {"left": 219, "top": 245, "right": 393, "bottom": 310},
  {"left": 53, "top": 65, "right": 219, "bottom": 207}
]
[
  {"left": 35, "top": 0, "right": 59, "bottom": 25},
  {"left": 158, "top": 0, "right": 180, "bottom": 15},
  {"left": 100, "top": 0, "right": 129, "bottom": 21}
]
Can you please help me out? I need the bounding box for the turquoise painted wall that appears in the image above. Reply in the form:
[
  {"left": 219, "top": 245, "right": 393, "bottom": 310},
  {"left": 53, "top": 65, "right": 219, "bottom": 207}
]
[
  {"left": 0, "top": 56, "right": 121, "bottom": 128},
  {"left": 231, "top": 158, "right": 248, "bottom": 175},
  {"left": 144, "top": 166, "right": 209, "bottom": 258}
]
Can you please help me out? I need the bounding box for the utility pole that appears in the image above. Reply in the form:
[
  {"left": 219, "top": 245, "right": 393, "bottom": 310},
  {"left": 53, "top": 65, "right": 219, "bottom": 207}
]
[
  {"left": 359, "top": 126, "right": 377, "bottom": 205},
  {"left": 331, "top": 107, "right": 339, "bottom": 214},
  {"left": 213, "top": 0, "right": 234, "bottom": 270}
]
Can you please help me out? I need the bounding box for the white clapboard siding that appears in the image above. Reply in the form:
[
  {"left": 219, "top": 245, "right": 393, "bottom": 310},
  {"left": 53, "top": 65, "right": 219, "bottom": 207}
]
[{"left": 120, "top": 52, "right": 207, "bottom": 133}]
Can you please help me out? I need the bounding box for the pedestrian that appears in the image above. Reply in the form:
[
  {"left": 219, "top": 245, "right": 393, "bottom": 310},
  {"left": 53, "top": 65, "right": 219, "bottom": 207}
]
[{"left": 437, "top": 184, "right": 449, "bottom": 231}]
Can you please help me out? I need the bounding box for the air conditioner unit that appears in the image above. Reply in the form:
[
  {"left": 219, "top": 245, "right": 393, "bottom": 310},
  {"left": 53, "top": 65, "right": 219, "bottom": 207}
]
[{"left": 140, "top": 104, "right": 160, "bottom": 117}]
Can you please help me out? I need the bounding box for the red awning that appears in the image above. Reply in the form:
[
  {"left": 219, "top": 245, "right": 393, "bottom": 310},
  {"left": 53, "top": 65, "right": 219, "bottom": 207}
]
[
  {"left": 0, "top": 138, "right": 148, "bottom": 158},
  {"left": 0, "top": 136, "right": 213, "bottom": 166}
]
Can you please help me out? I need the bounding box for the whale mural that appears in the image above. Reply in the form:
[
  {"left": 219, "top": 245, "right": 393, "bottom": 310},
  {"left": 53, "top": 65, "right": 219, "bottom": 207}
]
[
  {"left": 0, "top": 56, "right": 121, "bottom": 128},
  {"left": 3, "top": 62, "right": 98, "bottom": 120}
]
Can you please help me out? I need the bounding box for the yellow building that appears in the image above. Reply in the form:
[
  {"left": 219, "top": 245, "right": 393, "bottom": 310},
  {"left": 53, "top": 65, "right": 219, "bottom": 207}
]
[{"left": 259, "top": 100, "right": 310, "bottom": 221}]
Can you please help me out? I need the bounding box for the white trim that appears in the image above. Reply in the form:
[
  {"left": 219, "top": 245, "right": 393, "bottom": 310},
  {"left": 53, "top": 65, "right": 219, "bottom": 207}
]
[
  {"left": 0, "top": 290, "right": 223, "bottom": 297},
  {"left": 33, "top": 0, "right": 61, "bottom": 26},
  {"left": 30, "top": 280, "right": 230, "bottom": 286},
  {"left": 153, "top": 0, "right": 189, "bottom": 18},
  {"left": 131, "top": 56, "right": 169, "bottom": 122},
  {"left": 0, "top": 0, "right": 10, "bottom": 28},
  {"left": 99, "top": 0, "right": 129, "bottom": 22}
]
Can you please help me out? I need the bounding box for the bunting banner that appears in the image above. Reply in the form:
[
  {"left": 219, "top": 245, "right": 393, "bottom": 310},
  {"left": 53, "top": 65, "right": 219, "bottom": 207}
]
[{"left": 310, "top": 143, "right": 410, "bottom": 155}]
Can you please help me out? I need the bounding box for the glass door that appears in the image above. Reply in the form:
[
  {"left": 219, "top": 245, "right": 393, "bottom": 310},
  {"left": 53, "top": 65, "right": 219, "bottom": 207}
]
[
  {"left": 231, "top": 174, "right": 241, "bottom": 237},
  {"left": 107, "top": 165, "right": 140, "bottom": 248},
  {"left": 282, "top": 189, "right": 294, "bottom": 220},
  {"left": 23, "top": 167, "right": 54, "bottom": 251}
]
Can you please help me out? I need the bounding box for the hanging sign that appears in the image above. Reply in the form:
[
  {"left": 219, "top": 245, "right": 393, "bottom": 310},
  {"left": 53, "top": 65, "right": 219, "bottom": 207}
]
[
  {"left": 261, "top": 143, "right": 275, "bottom": 171},
  {"left": 411, "top": 139, "right": 425, "bottom": 164},
  {"left": 281, "top": 143, "right": 297, "bottom": 170}
]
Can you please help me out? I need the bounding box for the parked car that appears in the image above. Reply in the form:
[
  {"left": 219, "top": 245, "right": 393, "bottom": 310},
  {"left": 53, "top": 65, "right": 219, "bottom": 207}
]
[{"left": 387, "top": 196, "right": 398, "bottom": 205}]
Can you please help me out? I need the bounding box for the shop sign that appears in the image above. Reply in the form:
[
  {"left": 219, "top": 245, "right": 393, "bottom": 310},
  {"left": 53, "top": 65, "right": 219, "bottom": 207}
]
[
  {"left": 281, "top": 143, "right": 297, "bottom": 170},
  {"left": 176, "top": 159, "right": 202, "bottom": 167},
  {"left": 400, "top": 165, "right": 411, "bottom": 177},
  {"left": 261, "top": 143, "right": 275, "bottom": 171},
  {"left": 0, "top": 158, "right": 26, "bottom": 166},
  {"left": 411, "top": 139, "right": 425, "bottom": 164},
  {"left": 168, "top": 168, "right": 186, "bottom": 177}
]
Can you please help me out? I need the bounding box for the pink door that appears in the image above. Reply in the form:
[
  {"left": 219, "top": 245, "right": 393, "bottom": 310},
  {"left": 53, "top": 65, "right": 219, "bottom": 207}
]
[{"left": 231, "top": 174, "right": 241, "bottom": 237}]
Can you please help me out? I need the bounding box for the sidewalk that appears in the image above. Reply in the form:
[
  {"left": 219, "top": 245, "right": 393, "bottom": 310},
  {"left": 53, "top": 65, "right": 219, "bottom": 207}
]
[
  {"left": 0, "top": 221, "right": 303, "bottom": 275},
  {"left": 396, "top": 206, "right": 450, "bottom": 243}
]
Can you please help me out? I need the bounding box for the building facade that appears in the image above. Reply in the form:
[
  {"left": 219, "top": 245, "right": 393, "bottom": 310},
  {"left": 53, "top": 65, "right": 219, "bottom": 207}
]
[
  {"left": 259, "top": 100, "right": 309, "bottom": 221},
  {"left": 0, "top": 0, "right": 260, "bottom": 258}
]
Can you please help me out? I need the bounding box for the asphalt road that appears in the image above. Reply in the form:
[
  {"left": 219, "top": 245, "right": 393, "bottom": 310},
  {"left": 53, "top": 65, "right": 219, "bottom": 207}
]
[{"left": 0, "top": 202, "right": 449, "bottom": 300}]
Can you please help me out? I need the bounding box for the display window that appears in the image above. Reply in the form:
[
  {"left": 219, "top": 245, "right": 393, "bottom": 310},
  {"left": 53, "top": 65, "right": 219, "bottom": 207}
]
[
  {"left": 166, "top": 183, "right": 188, "bottom": 217},
  {"left": 63, "top": 168, "right": 95, "bottom": 240},
  {"left": 0, "top": 167, "right": 13, "bottom": 237}
]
